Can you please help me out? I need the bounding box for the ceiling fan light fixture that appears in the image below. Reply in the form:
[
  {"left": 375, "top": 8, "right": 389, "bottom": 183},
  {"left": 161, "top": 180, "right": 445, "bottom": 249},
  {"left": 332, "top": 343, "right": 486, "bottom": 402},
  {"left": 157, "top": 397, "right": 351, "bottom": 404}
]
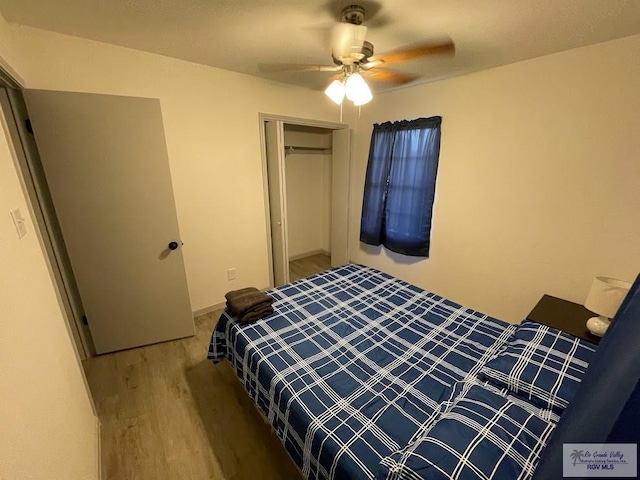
[
  {"left": 345, "top": 73, "right": 372, "bottom": 106},
  {"left": 325, "top": 79, "right": 346, "bottom": 104},
  {"left": 331, "top": 23, "right": 368, "bottom": 60},
  {"left": 353, "top": 90, "right": 372, "bottom": 106}
]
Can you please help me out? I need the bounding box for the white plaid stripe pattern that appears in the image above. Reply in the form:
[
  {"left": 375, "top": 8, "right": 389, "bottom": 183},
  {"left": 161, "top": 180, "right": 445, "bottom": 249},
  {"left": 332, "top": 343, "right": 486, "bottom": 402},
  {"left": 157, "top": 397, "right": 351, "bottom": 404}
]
[
  {"left": 209, "top": 264, "right": 513, "bottom": 480},
  {"left": 480, "top": 321, "right": 596, "bottom": 413},
  {"left": 380, "top": 382, "right": 557, "bottom": 480}
]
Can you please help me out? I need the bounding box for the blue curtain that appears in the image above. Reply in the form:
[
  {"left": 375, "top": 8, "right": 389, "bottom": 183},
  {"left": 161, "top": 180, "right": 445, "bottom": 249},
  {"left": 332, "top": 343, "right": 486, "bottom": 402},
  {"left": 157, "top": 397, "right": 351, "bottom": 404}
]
[
  {"left": 359, "top": 125, "right": 396, "bottom": 246},
  {"left": 360, "top": 117, "right": 442, "bottom": 257},
  {"left": 533, "top": 273, "right": 640, "bottom": 479}
]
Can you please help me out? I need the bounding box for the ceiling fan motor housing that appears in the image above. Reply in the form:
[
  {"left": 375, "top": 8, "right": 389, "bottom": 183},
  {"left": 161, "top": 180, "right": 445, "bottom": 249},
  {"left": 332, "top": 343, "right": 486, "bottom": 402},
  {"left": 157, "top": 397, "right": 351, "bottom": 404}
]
[
  {"left": 342, "top": 5, "right": 365, "bottom": 25},
  {"left": 332, "top": 40, "right": 374, "bottom": 66},
  {"left": 361, "top": 41, "right": 374, "bottom": 60}
]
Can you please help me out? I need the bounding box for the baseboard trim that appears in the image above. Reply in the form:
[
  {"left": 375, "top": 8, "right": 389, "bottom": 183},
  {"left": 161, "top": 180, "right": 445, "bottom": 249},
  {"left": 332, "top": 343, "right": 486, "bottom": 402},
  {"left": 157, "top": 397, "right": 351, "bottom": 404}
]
[
  {"left": 193, "top": 301, "right": 226, "bottom": 317},
  {"left": 289, "top": 249, "right": 330, "bottom": 262}
]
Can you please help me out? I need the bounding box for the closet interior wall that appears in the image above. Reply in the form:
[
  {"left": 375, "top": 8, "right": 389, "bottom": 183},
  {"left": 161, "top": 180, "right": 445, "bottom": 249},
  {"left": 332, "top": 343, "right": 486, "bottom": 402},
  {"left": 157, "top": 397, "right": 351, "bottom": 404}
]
[{"left": 283, "top": 125, "right": 332, "bottom": 261}]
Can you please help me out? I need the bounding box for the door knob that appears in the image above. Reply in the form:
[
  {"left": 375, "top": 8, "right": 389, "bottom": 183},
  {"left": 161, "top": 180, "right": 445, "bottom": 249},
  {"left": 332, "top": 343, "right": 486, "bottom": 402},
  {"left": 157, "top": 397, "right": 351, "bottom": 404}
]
[{"left": 168, "top": 241, "right": 179, "bottom": 250}]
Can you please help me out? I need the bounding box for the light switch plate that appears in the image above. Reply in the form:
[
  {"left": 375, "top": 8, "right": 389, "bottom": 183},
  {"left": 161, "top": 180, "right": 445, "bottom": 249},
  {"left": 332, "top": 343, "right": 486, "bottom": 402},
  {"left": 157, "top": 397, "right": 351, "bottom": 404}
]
[{"left": 10, "top": 208, "right": 27, "bottom": 239}]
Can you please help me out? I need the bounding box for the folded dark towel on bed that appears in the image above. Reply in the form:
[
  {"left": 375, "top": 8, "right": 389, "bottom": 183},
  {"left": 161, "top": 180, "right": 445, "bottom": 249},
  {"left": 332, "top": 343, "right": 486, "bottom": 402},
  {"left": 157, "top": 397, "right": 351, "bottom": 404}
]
[
  {"left": 225, "top": 287, "right": 273, "bottom": 317},
  {"left": 239, "top": 303, "right": 274, "bottom": 323},
  {"left": 225, "top": 287, "right": 259, "bottom": 302},
  {"left": 227, "top": 291, "right": 272, "bottom": 316}
]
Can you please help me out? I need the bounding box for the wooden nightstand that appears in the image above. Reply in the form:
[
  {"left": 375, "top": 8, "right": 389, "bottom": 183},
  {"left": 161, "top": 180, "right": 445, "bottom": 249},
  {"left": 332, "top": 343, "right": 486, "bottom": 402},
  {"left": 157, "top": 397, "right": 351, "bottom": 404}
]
[{"left": 527, "top": 294, "right": 600, "bottom": 345}]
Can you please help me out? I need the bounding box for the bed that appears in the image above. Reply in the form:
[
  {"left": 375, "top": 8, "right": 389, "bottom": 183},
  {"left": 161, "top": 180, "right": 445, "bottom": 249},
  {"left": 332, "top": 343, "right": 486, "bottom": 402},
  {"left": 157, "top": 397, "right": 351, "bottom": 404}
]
[{"left": 208, "top": 264, "right": 597, "bottom": 480}]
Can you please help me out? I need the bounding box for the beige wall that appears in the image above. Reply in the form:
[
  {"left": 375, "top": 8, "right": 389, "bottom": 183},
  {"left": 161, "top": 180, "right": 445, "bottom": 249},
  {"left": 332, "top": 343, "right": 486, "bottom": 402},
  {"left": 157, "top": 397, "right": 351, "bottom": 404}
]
[
  {"left": 0, "top": 11, "right": 23, "bottom": 83},
  {"left": 6, "top": 22, "right": 342, "bottom": 311},
  {"left": 285, "top": 152, "right": 331, "bottom": 258},
  {"left": 321, "top": 153, "right": 332, "bottom": 252},
  {"left": 349, "top": 34, "right": 640, "bottom": 323},
  {"left": 0, "top": 90, "right": 98, "bottom": 479}
]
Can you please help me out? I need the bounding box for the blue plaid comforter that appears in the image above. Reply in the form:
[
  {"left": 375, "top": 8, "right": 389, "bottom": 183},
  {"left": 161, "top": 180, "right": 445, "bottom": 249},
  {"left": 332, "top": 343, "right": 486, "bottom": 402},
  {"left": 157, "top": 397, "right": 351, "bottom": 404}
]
[{"left": 208, "top": 264, "right": 516, "bottom": 480}]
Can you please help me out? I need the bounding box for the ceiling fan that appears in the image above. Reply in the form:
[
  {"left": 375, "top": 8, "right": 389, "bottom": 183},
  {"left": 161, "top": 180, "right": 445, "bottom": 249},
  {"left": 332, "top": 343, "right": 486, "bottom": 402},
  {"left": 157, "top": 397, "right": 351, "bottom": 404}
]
[{"left": 259, "top": 4, "right": 455, "bottom": 106}]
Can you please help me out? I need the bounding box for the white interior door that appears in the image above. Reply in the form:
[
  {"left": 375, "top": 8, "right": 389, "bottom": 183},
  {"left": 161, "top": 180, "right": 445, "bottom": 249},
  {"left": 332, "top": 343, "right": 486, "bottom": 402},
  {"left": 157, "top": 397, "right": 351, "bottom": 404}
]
[
  {"left": 265, "top": 121, "right": 290, "bottom": 286},
  {"left": 24, "top": 90, "right": 194, "bottom": 354},
  {"left": 331, "top": 128, "right": 351, "bottom": 267}
]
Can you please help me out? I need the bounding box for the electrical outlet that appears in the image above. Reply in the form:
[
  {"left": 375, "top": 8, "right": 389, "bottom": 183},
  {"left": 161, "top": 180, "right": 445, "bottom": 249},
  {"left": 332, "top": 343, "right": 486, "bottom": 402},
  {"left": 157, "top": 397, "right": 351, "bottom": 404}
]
[{"left": 227, "top": 268, "right": 236, "bottom": 281}]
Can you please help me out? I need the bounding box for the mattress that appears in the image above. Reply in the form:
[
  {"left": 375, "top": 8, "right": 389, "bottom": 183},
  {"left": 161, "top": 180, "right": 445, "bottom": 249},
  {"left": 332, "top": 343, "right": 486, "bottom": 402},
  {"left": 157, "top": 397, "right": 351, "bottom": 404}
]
[{"left": 208, "top": 264, "right": 517, "bottom": 479}]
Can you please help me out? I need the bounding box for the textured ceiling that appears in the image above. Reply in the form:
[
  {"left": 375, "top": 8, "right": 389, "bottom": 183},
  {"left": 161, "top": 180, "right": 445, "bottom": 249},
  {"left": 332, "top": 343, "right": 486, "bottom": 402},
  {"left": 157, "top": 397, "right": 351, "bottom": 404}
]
[{"left": 1, "top": 0, "right": 640, "bottom": 92}]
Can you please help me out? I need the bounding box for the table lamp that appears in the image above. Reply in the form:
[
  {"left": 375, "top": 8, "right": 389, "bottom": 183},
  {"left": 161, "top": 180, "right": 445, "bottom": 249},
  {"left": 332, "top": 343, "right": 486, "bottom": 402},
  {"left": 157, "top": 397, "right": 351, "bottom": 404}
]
[{"left": 584, "top": 276, "right": 631, "bottom": 337}]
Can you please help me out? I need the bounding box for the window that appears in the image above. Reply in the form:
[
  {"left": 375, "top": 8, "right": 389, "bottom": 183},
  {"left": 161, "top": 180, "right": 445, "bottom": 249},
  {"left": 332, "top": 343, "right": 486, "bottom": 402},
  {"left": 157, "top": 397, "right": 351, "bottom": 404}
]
[{"left": 360, "top": 116, "right": 442, "bottom": 257}]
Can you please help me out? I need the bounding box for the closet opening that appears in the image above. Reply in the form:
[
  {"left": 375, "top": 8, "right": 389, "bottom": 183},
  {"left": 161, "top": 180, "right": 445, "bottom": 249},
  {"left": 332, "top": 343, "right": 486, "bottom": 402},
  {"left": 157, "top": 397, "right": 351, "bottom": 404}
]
[
  {"left": 260, "top": 114, "right": 350, "bottom": 287},
  {"left": 284, "top": 124, "right": 332, "bottom": 281}
]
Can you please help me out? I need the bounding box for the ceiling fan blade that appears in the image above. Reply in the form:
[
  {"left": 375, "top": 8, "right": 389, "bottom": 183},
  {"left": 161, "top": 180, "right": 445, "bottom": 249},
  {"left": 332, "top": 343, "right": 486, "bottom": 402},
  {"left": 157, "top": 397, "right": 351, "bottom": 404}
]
[
  {"left": 258, "top": 64, "right": 341, "bottom": 73},
  {"left": 361, "top": 68, "right": 420, "bottom": 86},
  {"left": 366, "top": 40, "right": 455, "bottom": 67},
  {"left": 331, "top": 23, "right": 368, "bottom": 60}
]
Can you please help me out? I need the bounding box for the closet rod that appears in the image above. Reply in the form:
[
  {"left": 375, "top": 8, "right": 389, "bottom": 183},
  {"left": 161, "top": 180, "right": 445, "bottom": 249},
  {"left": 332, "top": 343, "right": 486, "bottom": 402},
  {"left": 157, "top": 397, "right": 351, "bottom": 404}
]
[{"left": 285, "top": 146, "right": 332, "bottom": 155}]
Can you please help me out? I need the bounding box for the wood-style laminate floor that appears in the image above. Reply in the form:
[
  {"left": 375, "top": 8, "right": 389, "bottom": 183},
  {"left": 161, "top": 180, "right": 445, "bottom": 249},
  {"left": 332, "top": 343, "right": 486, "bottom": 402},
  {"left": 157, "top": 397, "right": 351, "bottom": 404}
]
[
  {"left": 83, "top": 311, "right": 302, "bottom": 480},
  {"left": 289, "top": 253, "right": 331, "bottom": 282}
]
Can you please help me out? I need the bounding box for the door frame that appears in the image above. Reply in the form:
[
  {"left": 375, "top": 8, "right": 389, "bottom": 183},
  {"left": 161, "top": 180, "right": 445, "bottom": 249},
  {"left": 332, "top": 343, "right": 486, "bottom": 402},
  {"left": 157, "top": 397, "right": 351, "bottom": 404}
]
[
  {"left": 264, "top": 120, "right": 291, "bottom": 286},
  {"left": 0, "top": 62, "right": 97, "bottom": 414},
  {"left": 258, "top": 113, "right": 351, "bottom": 288},
  {"left": 1, "top": 89, "right": 95, "bottom": 359}
]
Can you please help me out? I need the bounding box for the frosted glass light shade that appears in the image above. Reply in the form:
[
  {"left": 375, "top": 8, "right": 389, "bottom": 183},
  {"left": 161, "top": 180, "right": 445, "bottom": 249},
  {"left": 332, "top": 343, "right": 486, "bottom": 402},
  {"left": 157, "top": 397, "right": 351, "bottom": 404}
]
[
  {"left": 331, "top": 23, "right": 368, "bottom": 59},
  {"left": 585, "top": 276, "right": 632, "bottom": 319},
  {"left": 345, "top": 73, "right": 372, "bottom": 106},
  {"left": 352, "top": 86, "right": 372, "bottom": 106},
  {"left": 324, "top": 79, "right": 346, "bottom": 104}
]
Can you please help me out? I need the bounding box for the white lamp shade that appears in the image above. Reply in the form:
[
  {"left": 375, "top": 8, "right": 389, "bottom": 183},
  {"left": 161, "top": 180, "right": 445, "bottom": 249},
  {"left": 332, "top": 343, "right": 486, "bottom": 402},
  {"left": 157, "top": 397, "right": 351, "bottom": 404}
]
[
  {"left": 324, "top": 79, "right": 346, "bottom": 104},
  {"left": 585, "top": 276, "right": 632, "bottom": 319},
  {"left": 345, "top": 73, "right": 372, "bottom": 106},
  {"left": 352, "top": 85, "right": 373, "bottom": 106}
]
